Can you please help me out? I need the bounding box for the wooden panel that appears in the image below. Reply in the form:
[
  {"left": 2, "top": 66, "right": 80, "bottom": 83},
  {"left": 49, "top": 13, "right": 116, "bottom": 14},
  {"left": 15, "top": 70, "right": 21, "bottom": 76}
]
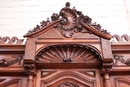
[
  {"left": 0, "top": 76, "right": 27, "bottom": 87},
  {"left": 36, "top": 69, "right": 101, "bottom": 87},
  {"left": 110, "top": 75, "right": 130, "bottom": 87}
]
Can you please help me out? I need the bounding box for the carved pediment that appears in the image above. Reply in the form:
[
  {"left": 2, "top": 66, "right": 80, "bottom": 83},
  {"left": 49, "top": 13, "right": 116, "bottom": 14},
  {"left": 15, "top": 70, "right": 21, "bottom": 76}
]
[
  {"left": 35, "top": 44, "right": 102, "bottom": 63},
  {"left": 24, "top": 2, "right": 112, "bottom": 40}
]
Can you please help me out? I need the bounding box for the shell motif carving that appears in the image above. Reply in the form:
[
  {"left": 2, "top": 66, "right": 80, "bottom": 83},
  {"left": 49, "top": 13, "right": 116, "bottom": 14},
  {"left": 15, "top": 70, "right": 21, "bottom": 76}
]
[
  {"left": 36, "top": 44, "right": 101, "bottom": 63},
  {"left": 59, "top": 3, "right": 77, "bottom": 31}
]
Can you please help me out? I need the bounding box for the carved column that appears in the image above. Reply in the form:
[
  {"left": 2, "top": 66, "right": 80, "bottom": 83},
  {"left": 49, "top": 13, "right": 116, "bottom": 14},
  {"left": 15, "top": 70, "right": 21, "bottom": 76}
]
[
  {"left": 24, "top": 59, "right": 35, "bottom": 87},
  {"left": 27, "top": 74, "right": 34, "bottom": 87},
  {"left": 103, "top": 73, "right": 110, "bottom": 87}
]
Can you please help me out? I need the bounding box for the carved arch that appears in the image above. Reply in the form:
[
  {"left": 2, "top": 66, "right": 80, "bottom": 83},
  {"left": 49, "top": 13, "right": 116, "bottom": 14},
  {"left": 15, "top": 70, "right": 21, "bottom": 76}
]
[{"left": 35, "top": 44, "right": 102, "bottom": 63}]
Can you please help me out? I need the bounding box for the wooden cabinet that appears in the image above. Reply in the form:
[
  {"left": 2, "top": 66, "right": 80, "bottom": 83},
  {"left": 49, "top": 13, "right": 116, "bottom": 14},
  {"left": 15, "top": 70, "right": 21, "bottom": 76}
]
[{"left": 0, "top": 2, "right": 130, "bottom": 87}]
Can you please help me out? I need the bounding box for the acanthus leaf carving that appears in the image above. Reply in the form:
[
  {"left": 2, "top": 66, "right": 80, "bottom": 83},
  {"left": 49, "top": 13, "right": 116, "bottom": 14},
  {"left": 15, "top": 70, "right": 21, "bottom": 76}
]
[
  {"left": 0, "top": 55, "right": 23, "bottom": 67},
  {"left": 113, "top": 55, "right": 130, "bottom": 66}
]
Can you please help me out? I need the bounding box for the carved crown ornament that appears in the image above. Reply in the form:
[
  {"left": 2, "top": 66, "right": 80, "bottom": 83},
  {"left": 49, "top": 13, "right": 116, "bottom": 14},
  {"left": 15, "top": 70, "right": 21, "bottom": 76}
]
[
  {"left": 35, "top": 44, "right": 102, "bottom": 63},
  {"left": 24, "top": 2, "right": 112, "bottom": 40}
]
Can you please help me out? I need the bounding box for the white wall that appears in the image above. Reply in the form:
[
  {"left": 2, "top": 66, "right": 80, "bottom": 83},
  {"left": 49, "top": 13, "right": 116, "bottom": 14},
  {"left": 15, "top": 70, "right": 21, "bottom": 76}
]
[{"left": 0, "top": 0, "right": 130, "bottom": 39}]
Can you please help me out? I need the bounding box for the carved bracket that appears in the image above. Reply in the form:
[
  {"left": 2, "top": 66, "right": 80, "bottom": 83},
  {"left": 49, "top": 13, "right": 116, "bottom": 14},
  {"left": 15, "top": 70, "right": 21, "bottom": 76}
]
[
  {"left": 102, "top": 63, "right": 113, "bottom": 71},
  {"left": 23, "top": 59, "right": 35, "bottom": 75},
  {"left": 0, "top": 55, "right": 23, "bottom": 67}
]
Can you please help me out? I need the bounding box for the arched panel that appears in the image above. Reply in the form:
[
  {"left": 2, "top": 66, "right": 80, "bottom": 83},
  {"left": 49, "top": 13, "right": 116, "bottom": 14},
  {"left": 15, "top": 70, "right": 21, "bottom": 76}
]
[{"left": 35, "top": 44, "right": 102, "bottom": 63}]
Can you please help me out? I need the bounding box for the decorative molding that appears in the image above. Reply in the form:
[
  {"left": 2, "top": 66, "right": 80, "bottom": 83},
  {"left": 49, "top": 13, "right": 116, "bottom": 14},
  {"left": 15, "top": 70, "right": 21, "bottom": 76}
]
[
  {"left": 113, "top": 55, "right": 130, "bottom": 66},
  {"left": 57, "top": 82, "right": 79, "bottom": 87},
  {"left": 0, "top": 36, "right": 24, "bottom": 45},
  {"left": 112, "top": 34, "right": 130, "bottom": 42},
  {"left": 0, "top": 55, "right": 23, "bottom": 67},
  {"left": 36, "top": 44, "right": 102, "bottom": 63}
]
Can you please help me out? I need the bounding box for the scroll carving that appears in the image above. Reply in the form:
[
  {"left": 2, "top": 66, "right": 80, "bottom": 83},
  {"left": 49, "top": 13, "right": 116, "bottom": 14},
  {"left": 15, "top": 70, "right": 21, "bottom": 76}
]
[
  {"left": 57, "top": 82, "right": 79, "bottom": 87},
  {"left": 53, "top": 2, "right": 111, "bottom": 38},
  {"left": 112, "top": 34, "right": 130, "bottom": 42},
  {"left": 113, "top": 55, "right": 130, "bottom": 66},
  {"left": 0, "top": 55, "right": 23, "bottom": 67},
  {"left": 26, "top": 18, "right": 50, "bottom": 35},
  {"left": 36, "top": 44, "right": 102, "bottom": 63},
  {"left": 0, "top": 36, "right": 24, "bottom": 45},
  {"left": 24, "top": 2, "right": 112, "bottom": 39}
]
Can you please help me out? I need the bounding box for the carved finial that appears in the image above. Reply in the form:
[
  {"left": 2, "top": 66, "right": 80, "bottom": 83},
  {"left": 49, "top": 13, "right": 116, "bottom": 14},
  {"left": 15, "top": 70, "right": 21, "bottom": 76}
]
[{"left": 65, "top": 2, "right": 70, "bottom": 7}]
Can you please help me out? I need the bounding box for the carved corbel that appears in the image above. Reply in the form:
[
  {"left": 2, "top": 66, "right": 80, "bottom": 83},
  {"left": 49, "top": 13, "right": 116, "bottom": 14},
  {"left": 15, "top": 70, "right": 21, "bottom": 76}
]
[
  {"left": 23, "top": 59, "right": 35, "bottom": 74},
  {"left": 102, "top": 63, "right": 113, "bottom": 72}
]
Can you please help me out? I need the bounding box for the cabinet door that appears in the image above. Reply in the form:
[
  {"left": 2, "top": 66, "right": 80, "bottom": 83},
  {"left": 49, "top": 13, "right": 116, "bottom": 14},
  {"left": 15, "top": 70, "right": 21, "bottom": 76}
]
[
  {"left": 110, "top": 75, "right": 130, "bottom": 87},
  {"left": 36, "top": 69, "right": 101, "bottom": 87},
  {"left": 0, "top": 76, "right": 27, "bottom": 87}
]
